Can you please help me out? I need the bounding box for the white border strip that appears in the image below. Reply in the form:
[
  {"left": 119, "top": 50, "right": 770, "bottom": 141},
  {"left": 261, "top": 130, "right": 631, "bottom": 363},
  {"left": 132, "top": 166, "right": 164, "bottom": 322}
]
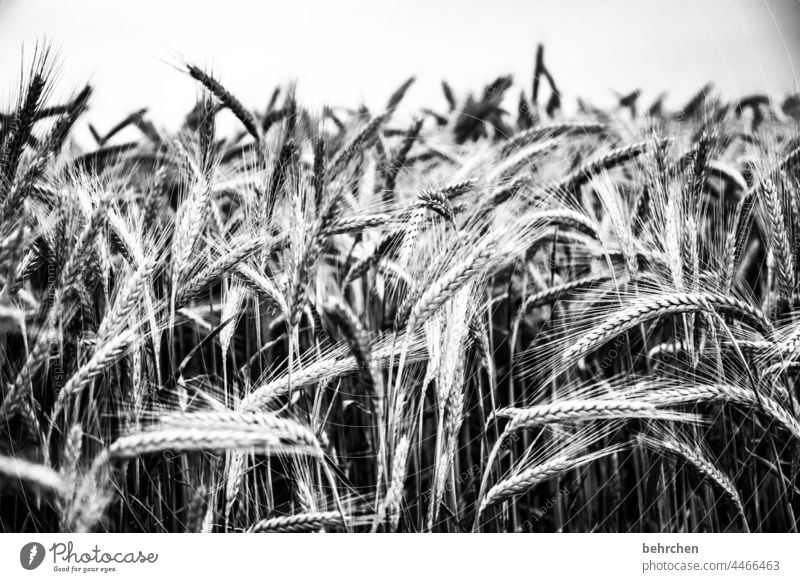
[{"left": 1, "top": 533, "right": 798, "bottom": 581}]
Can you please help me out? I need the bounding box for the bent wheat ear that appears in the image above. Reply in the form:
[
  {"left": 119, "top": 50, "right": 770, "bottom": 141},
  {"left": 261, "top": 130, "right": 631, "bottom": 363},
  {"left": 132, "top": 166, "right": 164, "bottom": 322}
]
[
  {"left": 158, "top": 411, "right": 322, "bottom": 450},
  {"left": 478, "top": 447, "right": 621, "bottom": 517},
  {"left": 0, "top": 454, "right": 65, "bottom": 496},
  {"left": 177, "top": 235, "right": 272, "bottom": 305},
  {"left": 247, "top": 511, "right": 343, "bottom": 533},
  {"left": 638, "top": 433, "right": 748, "bottom": 531},
  {"left": 322, "top": 298, "right": 381, "bottom": 396},
  {"left": 552, "top": 139, "right": 661, "bottom": 194},
  {"left": 431, "top": 179, "right": 476, "bottom": 200},
  {"left": 328, "top": 112, "right": 389, "bottom": 177},
  {"left": 417, "top": 188, "right": 456, "bottom": 223},
  {"left": 0, "top": 332, "right": 55, "bottom": 423},
  {"left": 326, "top": 213, "right": 394, "bottom": 235},
  {"left": 642, "top": 383, "right": 800, "bottom": 440},
  {"left": 243, "top": 331, "right": 425, "bottom": 409},
  {"left": 521, "top": 275, "right": 611, "bottom": 311},
  {"left": 563, "top": 292, "right": 773, "bottom": 363},
  {"left": 187, "top": 65, "right": 260, "bottom": 143},
  {"left": 97, "top": 258, "right": 156, "bottom": 340},
  {"left": 501, "top": 122, "right": 606, "bottom": 156},
  {"left": 345, "top": 231, "right": 404, "bottom": 283},
  {"left": 92, "top": 412, "right": 323, "bottom": 476},
  {"left": 406, "top": 241, "right": 496, "bottom": 330},
  {"left": 52, "top": 329, "right": 137, "bottom": 421},
  {"left": 505, "top": 399, "right": 690, "bottom": 432}
]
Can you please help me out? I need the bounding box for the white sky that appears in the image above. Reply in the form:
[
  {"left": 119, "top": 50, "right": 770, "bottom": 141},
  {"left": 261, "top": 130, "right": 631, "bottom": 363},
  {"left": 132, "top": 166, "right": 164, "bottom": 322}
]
[{"left": 0, "top": 0, "right": 798, "bottom": 138}]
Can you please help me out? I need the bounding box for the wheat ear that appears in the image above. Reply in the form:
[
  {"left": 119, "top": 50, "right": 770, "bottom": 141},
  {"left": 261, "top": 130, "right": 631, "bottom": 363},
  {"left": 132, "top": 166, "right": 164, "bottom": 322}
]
[
  {"left": 187, "top": 65, "right": 260, "bottom": 142},
  {"left": 638, "top": 434, "right": 748, "bottom": 531},
  {"left": 563, "top": 292, "right": 773, "bottom": 363},
  {"left": 478, "top": 447, "right": 620, "bottom": 517},
  {"left": 505, "top": 400, "right": 688, "bottom": 432},
  {"left": 247, "top": 511, "right": 343, "bottom": 533},
  {"left": 328, "top": 112, "right": 389, "bottom": 177},
  {"left": 761, "top": 179, "right": 794, "bottom": 307},
  {"left": 0, "top": 454, "right": 65, "bottom": 496}
]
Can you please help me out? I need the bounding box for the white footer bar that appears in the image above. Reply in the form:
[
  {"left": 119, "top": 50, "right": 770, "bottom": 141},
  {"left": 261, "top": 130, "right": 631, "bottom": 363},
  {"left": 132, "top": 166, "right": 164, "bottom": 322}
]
[{"left": 1, "top": 533, "right": 798, "bottom": 581}]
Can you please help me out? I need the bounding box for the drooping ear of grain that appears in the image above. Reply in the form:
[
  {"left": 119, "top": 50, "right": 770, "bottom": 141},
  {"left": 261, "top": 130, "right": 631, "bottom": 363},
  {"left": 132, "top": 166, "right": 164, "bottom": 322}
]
[{"left": 187, "top": 65, "right": 260, "bottom": 143}]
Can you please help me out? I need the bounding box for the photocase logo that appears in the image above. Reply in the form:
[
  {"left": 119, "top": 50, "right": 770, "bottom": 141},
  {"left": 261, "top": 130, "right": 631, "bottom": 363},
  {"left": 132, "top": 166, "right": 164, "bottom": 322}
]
[{"left": 20, "top": 542, "right": 46, "bottom": 570}]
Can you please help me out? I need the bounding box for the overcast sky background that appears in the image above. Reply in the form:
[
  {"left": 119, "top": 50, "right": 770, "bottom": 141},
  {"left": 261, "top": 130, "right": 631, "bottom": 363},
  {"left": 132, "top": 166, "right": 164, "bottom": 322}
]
[{"left": 0, "top": 0, "right": 798, "bottom": 139}]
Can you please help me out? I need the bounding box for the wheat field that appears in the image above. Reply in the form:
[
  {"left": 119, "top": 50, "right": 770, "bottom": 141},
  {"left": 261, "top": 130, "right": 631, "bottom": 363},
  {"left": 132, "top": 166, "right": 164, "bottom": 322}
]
[{"left": 1, "top": 45, "right": 799, "bottom": 533}]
